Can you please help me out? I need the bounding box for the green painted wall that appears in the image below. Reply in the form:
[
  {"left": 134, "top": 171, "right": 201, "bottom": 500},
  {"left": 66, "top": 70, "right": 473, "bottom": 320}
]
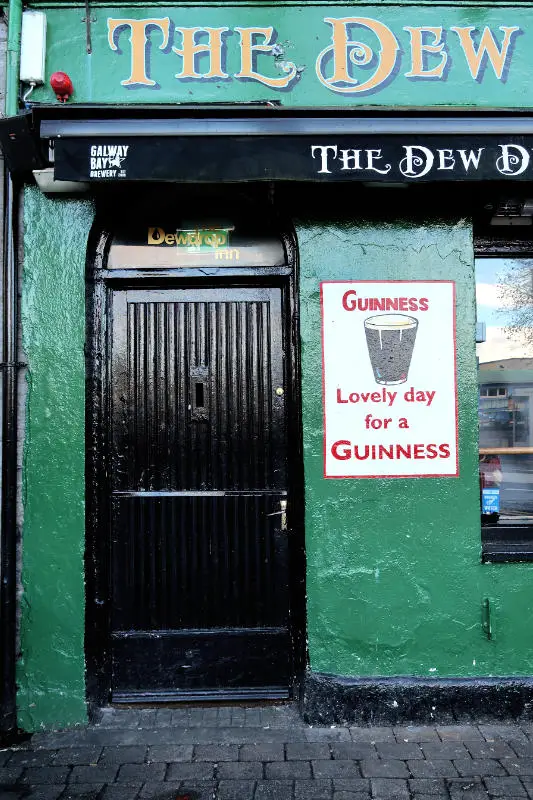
[
  {"left": 17, "top": 193, "right": 533, "bottom": 732},
  {"left": 18, "top": 187, "right": 94, "bottom": 731},
  {"left": 297, "top": 214, "right": 533, "bottom": 678},
  {"left": 28, "top": 3, "right": 533, "bottom": 108}
]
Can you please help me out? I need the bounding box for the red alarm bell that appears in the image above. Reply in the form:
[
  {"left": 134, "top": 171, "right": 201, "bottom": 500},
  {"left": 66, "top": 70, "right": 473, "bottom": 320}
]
[{"left": 50, "top": 71, "right": 74, "bottom": 103}]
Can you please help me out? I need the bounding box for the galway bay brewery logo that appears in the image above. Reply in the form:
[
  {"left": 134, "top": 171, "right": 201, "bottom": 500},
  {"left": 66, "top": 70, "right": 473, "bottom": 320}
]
[
  {"left": 89, "top": 144, "right": 129, "bottom": 178},
  {"left": 321, "top": 282, "right": 457, "bottom": 479}
]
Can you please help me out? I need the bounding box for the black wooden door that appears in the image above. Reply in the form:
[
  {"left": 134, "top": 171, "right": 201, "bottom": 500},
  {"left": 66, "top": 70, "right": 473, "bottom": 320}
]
[{"left": 108, "top": 287, "right": 290, "bottom": 700}]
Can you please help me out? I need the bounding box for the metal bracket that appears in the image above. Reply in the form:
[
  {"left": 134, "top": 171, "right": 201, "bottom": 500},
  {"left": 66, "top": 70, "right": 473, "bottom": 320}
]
[
  {"left": 82, "top": 0, "right": 97, "bottom": 54},
  {"left": 482, "top": 598, "right": 492, "bottom": 640}
]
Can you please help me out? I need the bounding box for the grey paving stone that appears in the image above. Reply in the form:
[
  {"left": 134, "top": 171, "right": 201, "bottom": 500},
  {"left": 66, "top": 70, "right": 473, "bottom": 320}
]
[
  {"left": 0, "top": 792, "right": 22, "bottom": 800},
  {"left": 294, "top": 778, "right": 333, "bottom": 799},
  {"left": 99, "top": 786, "right": 143, "bottom": 800},
  {"left": 99, "top": 746, "right": 147, "bottom": 765},
  {"left": 52, "top": 747, "right": 102, "bottom": 766},
  {"left": 360, "top": 760, "right": 409, "bottom": 779},
  {"left": 333, "top": 779, "right": 371, "bottom": 793},
  {"left": 254, "top": 779, "right": 293, "bottom": 800},
  {"left": 20, "top": 766, "right": 70, "bottom": 784},
  {"left": 483, "top": 775, "right": 527, "bottom": 796},
  {"left": 407, "top": 759, "right": 459, "bottom": 778},
  {"left": 217, "top": 762, "right": 263, "bottom": 780},
  {"left": 31, "top": 732, "right": 91, "bottom": 750},
  {"left": 408, "top": 778, "right": 448, "bottom": 794},
  {"left": 170, "top": 709, "right": 190, "bottom": 726},
  {"left": 193, "top": 745, "right": 239, "bottom": 762},
  {"left": 333, "top": 793, "right": 370, "bottom": 800},
  {"left": 446, "top": 777, "right": 489, "bottom": 799},
  {"left": 69, "top": 765, "right": 118, "bottom": 783},
  {"left": 25, "top": 789, "right": 64, "bottom": 800},
  {"left": 376, "top": 743, "right": 424, "bottom": 760},
  {"left": 136, "top": 710, "right": 158, "bottom": 730},
  {"left": 217, "top": 779, "right": 256, "bottom": 800},
  {"left": 170, "top": 781, "right": 217, "bottom": 800},
  {"left": 465, "top": 741, "right": 515, "bottom": 759},
  {"left": 286, "top": 743, "right": 330, "bottom": 760},
  {"left": 411, "top": 796, "right": 448, "bottom": 800},
  {"left": 422, "top": 743, "right": 469, "bottom": 760},
  {"left": 482, "top": 725, "right": 528, "bottom": 743},
  {"left": 394, "top": 727, "right": 440, "bottom": 743},
  {"left": 508, "top": 742, "right": 533, "bottom": 758},
  {"left": 350, "top": 729, "right": 396, "bottom": 744},
  {"left": 331, "top": 744, "right": 377, "bottom": 760},
  {"left": 261, "top": 706, "right": 301, "bottom": 728},
  {"left": 180, "top": 728, "right": 303, "bottom": 746},
  {"left": 138, "top": 783, "right": 187, "bottom": 800},
  {"left": 155, "top": 710, "right": 173, "bottom": 728},
  {"left": 5, "top": 750, "right": 57, "bottom": 768},
  {"left": 166, "top": 762, "right": 215, "bottom": 781},
  {"left": 0, "top": 767, "right": 23, "bottom": 783},
  {"left": 437, "top": 727, "right": 483, "bottom": 742},
  {"left": 370, "top": 777, "right": 410, "bottom": 797},
  {"left": 95, "top": 708, "right": 141, "bottom": 729},
  {"left": 229, "top": 709, "right": 245, "bottom": 726},
  {"left": 244, "top": 708, "right": 262, "bottom": 726},
  {"left": 452, "top": 759, "right": 507, "bottom": 777},
  {"left": 217, "top": 707, "right": 232, "bottom": 726},
  {"left": 505, "top": 759, "right": 533, "bottom": 776},
  {"left": 59, "top": 786, "right": 104, "bottom": 799},
  {"left": 239, "top": 745, "right": 284, "bottom": 762},
  {"left": 116, "top": 763, "right": 166, "bottom": 782},
  {"left": 306, "top": 729, "right": 351, "bottom": 743},
  {"left": 201, "top": 708, "right": 221, "bottom": 725},
  {"left": 265, "top": 761, "right": 311, "bottom": 779},
  {"left": 312, "top": 760, "right": 361, "bottom": 779},
  {"left": 0, "top": 751, "right": 13, "bottom": 769},
  {"left": 147, "top": 745, "right": 193, "bottom": 763}
]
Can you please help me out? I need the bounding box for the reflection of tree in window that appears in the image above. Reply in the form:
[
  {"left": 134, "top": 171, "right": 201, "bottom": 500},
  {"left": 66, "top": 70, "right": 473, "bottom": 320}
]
[{"left": 497, "top": 259, "right": 533, "bottom": 344}]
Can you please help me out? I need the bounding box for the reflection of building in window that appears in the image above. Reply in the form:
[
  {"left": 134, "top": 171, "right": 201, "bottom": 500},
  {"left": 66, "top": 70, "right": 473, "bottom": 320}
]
[{"left": 479, "top": 358, "right": 533, "bottom": 449}]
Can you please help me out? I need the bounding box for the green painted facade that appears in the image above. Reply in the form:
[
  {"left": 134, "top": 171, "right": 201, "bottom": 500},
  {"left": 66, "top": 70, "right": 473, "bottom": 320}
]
[
  {"left": 13, "top": 1, "right": 533, "bottom": 731},
  {"left": 296, "top": 214, "right": 533, "bottom": 678},
  {"left": 19, "top": 187, "right": 93, "bottom": 730},
  {"left": 27, "top": 3, "right": 533, "bottom": 108}
]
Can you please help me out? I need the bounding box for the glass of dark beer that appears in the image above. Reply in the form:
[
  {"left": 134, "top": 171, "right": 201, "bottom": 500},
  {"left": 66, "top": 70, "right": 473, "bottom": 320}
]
[{"left": 364, "top": 314, "right": 418, "bottom": 385}]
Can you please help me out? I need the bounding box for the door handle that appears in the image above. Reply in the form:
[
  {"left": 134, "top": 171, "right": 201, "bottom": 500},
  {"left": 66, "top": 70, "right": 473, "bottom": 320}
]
[{"left": 267, "top": 499, "right": 288, "bottom": 531}]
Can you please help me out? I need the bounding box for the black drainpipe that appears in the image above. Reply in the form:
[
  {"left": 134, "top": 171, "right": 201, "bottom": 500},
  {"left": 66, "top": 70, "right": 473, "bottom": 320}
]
[{"left": 0, "top": 170, "right": 19, "bottom": 740}]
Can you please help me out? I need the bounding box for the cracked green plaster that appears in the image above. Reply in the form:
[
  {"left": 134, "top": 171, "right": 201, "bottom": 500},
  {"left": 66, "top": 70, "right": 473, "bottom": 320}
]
[{"left": 18, "top": 187, "right": 94, "bottom": 731}]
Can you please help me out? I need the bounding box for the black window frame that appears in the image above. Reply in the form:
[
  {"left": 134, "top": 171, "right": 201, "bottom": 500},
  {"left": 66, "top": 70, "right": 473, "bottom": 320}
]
[{"left": 475, "top": 233, "right": 533, "bottom": 563}]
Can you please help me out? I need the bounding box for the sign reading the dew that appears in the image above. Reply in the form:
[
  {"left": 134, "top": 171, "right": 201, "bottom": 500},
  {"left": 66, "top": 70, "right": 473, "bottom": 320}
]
[
  {"left": 321, "top": 281, "right": 458, "bottom": 479},
  {"left": 31, "top": 6, "right": 533, "bottom": 108}
]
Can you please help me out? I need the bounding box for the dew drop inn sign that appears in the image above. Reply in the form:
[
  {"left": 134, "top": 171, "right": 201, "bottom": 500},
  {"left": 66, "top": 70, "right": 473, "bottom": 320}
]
[{"left": 30, "top": 6, "right": 533, "bottom": 107}]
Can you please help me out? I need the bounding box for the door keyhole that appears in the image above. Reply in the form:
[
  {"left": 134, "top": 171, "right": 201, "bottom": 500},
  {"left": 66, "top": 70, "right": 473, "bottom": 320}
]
[{"left": 195, "top": 382, "right": 205, "bottom": 408}]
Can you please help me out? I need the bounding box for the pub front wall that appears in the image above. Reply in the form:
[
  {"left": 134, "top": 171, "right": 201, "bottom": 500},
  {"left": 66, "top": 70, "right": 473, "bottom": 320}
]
[{"left": 15, "top": 1, "right": 533, "bottom": 729}]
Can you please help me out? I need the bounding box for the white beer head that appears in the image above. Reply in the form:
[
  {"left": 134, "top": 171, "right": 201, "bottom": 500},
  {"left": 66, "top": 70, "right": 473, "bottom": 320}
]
[{"left": 364, "top": 314, "right": 418, "bottom": 330}]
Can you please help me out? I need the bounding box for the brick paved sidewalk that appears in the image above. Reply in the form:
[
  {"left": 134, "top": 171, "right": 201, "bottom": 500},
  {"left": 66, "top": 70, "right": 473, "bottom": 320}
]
[{"left": 2, "top": 705, "right": 533, "bottom": 800}]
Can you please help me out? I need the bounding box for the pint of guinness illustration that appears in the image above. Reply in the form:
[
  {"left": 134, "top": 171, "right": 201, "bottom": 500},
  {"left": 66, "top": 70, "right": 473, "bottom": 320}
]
[{"left": 364, "top": 314, "right": 418, "bottom": 385}]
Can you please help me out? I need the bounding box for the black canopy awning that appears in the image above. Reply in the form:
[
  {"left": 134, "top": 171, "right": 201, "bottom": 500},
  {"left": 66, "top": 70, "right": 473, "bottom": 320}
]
[{"left": 4, "top": 107, "right": 533, "bottom": 183}]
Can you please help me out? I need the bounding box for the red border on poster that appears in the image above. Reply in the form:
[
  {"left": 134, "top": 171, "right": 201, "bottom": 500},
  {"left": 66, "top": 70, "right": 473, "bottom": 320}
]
[{"left": 320, "top": 280, "right": 459, "bottom": 479}]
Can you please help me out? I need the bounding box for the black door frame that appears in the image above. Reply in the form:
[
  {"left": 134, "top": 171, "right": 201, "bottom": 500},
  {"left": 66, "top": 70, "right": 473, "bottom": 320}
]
[{"left": 84, "top": 198, "right": 305, "bottom": 710}]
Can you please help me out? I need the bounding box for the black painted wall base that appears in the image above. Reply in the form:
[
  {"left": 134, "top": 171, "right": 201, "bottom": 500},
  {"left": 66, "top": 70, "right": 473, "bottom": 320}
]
[{"left": 302, "top": 672, "right": 533, "bottom": 724}]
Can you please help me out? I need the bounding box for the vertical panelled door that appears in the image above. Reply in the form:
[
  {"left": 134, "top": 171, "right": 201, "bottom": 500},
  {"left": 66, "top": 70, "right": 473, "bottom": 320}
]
[{"left": 108, "top": 287, "right": 290, "bottom": 699}]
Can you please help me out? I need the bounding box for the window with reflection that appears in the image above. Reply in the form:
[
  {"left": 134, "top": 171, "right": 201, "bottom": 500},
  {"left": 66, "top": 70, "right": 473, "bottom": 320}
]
[{"left": 477, "top": 256, "right": 533, "bottom": 560}]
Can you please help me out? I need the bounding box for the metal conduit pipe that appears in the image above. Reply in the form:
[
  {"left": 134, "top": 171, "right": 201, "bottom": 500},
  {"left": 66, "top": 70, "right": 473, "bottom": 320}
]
[
  {"left": 1, "top": 0, "right": 22, "bottom": 739},
  {"left": 0, "top": 172, "right": 19, "bottom": 739}
]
